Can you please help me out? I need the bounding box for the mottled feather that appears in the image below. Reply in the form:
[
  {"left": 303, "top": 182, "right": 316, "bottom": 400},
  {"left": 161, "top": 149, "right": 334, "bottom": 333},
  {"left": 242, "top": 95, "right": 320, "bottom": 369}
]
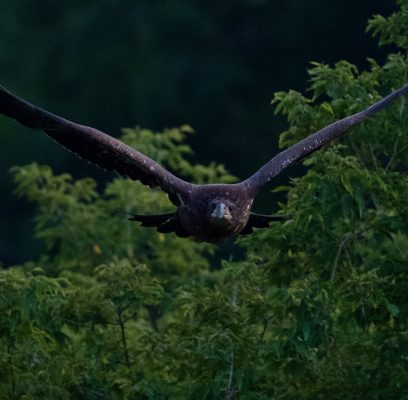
[
  {"left": 242, "top": 84, "right": 408, "bottom": 191},
  {"left": 0, "top": 85, "right": 191, "bottom": 206}
]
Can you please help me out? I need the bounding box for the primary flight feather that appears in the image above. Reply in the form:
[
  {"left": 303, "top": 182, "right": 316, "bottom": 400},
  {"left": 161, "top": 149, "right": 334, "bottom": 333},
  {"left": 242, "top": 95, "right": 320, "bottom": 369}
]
[{"left": 0, "top": 84, "right": 407, "bottom": 242}]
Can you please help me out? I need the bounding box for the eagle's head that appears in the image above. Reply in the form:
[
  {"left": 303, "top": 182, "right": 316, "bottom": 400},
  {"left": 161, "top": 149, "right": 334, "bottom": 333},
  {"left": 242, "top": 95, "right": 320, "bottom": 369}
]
[{"left": 209, "top": 201, "right": 234, "bottom": 226}]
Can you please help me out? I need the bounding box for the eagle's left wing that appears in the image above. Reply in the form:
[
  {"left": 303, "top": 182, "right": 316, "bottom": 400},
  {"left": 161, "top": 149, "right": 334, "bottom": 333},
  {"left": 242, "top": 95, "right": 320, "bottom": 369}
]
[
  {"left": 242, "top": 83, "right": 408, "bottom": 192},
  {"left": 0, "top": 85, "right": 192, "bottom": 206}
]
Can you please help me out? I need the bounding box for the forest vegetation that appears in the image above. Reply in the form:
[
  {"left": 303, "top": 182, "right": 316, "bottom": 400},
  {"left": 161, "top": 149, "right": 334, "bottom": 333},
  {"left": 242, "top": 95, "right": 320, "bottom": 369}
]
[{"left": 1, "top": 1, "right": 408, "bottom": 398}]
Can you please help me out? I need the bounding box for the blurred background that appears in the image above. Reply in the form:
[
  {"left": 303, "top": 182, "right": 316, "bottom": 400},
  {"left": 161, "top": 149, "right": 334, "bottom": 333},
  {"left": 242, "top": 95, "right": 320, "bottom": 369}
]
[{"left": 0, "top": 0, "right": 395, "bottom": 265}]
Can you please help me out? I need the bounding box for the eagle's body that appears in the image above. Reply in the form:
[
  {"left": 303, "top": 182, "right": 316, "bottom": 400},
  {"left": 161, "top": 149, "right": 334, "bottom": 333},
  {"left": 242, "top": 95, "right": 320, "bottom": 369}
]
[
  {"left": 177, "top": 184, "right": 253, "bottom": 242},
  {"left": 128, "top": 183, "right": 269, "bottom": 242},
  {"left": 0, "top": 83, "right": 407, "bottom": 242}
]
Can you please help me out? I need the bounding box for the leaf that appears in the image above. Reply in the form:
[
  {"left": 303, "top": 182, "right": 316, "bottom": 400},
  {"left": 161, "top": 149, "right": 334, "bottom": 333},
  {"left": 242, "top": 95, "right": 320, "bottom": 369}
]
[
  {"left": 302, "top": 320, "right": 311, "bottom": 342},
  {"left": 386, "top": 302, "right": 400, "bottom": 317}
]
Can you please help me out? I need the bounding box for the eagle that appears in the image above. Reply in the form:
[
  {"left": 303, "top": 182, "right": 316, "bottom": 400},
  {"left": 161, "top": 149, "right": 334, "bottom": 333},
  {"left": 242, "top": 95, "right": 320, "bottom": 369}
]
[{"left": 0, "top": 84, "right": 407, "bottom": 242}]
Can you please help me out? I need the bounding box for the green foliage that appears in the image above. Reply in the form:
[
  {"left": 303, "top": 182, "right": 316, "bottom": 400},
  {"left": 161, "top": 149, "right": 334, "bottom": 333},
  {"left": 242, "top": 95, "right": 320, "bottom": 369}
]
[
  {"left": 367, "top": 0, "right": 408, "bottom": 49},
  {"left": 2, "top": 2, "right": 408, "bottom": 399}
]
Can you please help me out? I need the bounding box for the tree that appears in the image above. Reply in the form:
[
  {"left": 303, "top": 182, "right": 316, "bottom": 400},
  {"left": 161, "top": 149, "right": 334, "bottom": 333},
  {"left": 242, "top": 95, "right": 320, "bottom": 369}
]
[{"left": 1, "top": 1, "right": 408, "bottom": 398}]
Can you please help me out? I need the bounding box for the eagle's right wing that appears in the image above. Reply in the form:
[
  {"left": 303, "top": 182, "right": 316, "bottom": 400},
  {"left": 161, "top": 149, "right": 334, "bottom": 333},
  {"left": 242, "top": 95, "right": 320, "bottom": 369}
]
[
  {"left": 0, "top": 85, "right": 191, "bottom": 205},
  {"left": 242, "top": 83, "right": 408, "bottom": 192}
]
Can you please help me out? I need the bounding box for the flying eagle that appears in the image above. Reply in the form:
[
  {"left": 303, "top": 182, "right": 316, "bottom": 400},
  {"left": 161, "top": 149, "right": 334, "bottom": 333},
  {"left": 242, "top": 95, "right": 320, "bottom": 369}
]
[{"left": 0, "top": 84, "right": 407, "bottom": 242}]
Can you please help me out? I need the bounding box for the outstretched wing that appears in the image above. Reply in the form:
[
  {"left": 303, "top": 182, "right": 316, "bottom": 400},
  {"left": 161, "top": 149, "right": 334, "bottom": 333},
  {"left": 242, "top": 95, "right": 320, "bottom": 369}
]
[
  {"left": 243, "top": 84, "right": 408, "bottom": 192},
  {"left": 0, "top": 85, "right": 191, "bottom": 205},
  {"left": 127, "top": 212, "right": 190, "bottom": 237},
  {"left": 239, "top": 212, "right": 288, "bottom": 235}
]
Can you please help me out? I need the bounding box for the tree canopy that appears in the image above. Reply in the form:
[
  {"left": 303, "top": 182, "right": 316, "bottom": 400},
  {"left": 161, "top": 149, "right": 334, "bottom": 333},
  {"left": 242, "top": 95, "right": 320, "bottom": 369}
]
[
  {"left": 1, "top": 1, "right": 408, "bottom": 398},
  {"left": 0, "top": 0, "right": 394, "bottom": 264}
]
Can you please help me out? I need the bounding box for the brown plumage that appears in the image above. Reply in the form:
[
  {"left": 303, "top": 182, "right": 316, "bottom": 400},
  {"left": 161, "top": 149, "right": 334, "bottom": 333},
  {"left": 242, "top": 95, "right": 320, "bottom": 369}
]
[{"left": 0, "top": 83, "right": 407, "bottom": 242}]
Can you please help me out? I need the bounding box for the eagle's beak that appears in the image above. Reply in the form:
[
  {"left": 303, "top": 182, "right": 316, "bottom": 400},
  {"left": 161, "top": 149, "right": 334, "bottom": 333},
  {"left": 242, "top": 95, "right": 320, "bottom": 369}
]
[
  {"left": 211, "top": 203, "right": 232, "bottom": 223},
  {"left": 214, "top": 203, "right": 226, "bottom": 219}
]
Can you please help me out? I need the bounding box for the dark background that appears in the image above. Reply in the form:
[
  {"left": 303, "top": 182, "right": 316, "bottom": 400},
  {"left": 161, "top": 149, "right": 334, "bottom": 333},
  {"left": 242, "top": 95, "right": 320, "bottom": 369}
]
[{"left": 0, "top": 0, "right": 395, "bottom": 265}]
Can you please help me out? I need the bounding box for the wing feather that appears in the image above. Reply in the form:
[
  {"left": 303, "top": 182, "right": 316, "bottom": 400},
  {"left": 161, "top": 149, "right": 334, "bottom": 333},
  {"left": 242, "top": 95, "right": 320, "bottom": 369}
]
[
  {"left": 0, "top": 85, "right": 191, "bottom": 205},
  {"left": 243, "top": 84, "right": 408, "bottom": 192},
  {"left": 239, "top": 212, "right": 288, "bottom": 235}
]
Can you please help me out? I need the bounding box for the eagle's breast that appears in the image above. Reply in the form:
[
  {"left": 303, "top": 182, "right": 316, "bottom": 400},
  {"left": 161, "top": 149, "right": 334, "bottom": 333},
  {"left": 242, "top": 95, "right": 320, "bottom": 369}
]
[{"left": 177, "top": 184, "right": 253, "bottom": 242}]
